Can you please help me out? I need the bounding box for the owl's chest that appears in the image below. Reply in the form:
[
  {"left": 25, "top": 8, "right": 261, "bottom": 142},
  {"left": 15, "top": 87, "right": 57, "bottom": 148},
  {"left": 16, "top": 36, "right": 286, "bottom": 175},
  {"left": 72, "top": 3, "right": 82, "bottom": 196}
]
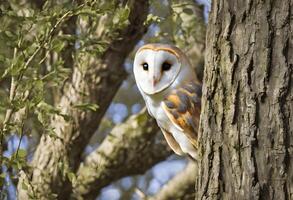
[
  {"left": 149, "top": 102, "right": 169, "bottom": 127},
  {"left": 145, "top": 97, "right": 169, "bottom": 128}
]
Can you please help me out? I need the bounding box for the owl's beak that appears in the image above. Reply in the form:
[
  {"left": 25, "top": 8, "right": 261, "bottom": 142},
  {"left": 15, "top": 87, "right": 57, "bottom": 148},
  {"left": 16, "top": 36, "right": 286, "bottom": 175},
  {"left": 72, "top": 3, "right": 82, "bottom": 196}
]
[{"left": 152, "top": 77, "right": 160, "bottom": 86}]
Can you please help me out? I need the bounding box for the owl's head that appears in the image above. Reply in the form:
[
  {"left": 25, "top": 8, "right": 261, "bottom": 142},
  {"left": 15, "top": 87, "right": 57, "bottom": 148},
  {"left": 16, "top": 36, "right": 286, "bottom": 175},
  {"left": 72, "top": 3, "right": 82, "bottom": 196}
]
[{"left": 133, "top": 43, "right": 192, "bottom": 95}]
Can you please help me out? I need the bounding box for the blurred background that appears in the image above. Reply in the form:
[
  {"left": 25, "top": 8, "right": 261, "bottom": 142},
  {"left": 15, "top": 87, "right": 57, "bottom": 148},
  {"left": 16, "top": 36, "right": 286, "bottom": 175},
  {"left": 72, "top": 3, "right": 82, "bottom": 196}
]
[{"left": 0, "top": 0, "right": 210, "bottom": 199}]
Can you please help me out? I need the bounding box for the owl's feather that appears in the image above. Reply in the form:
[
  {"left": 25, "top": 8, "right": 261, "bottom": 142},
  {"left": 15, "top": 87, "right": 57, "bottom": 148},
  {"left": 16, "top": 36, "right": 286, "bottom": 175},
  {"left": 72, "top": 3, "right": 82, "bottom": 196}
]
[
  {"left": 162, "top": 82, "right": 201, "bottom": 149},
  {"left": 161, "top": 128, "right": 184, "bottom": 155},
  {"left": 133, "top": 43, "right": 201, "bottom": 159}
]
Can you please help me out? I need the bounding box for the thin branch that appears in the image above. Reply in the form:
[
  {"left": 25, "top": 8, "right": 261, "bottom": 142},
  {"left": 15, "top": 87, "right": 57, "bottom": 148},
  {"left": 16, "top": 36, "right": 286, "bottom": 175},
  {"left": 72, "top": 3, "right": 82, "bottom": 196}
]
[
  {"left": 149, "top": 162, "right": 198, "bottom": 200},
  {"left": 1, "top": 9, "right": 78, "bottom": 133}
]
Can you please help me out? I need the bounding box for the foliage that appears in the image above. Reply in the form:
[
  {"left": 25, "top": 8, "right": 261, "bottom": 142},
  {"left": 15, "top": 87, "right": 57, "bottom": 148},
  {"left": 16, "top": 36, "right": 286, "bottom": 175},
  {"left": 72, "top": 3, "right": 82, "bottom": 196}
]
[
  {"left": 0, "top": 0, "right": 206, "bottom": 199},
  {"left": 0, "top": 0, "right": 132, "bottom": 195}
]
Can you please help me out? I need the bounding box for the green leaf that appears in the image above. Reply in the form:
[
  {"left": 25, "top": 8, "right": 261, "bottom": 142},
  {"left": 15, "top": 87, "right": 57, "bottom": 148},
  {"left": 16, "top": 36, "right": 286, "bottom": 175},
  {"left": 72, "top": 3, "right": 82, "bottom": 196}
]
[
  {"left": 136, "top": 112, "right": 147, "bottom": 124},
  {"left": 37, "top": 101, "right": 60, "bottom": 114},
  {"left": 0, "top": 173, "right": 5, "bottom": 187},
  {"left": 16, "top": 160, "right": 22, "bottom": 170},
  {"left": 4, "top": 30, "right": 14, "bottom": 38},
  {"left": 51, "top": 38, "right": 66, "bottom": 52},
  {"left": 47, "top": 129, "right": 63, "bottom": 141},
  {"left": 182, "top": 8, "right": 193, "bottom": 15},
  {"left": 31, "top": 79, "right": 44, "bottom": 105},
  {"left": 22, "top": 182, "right": 29, "bottom": 190},
  {"left": 17, "top": 149, "right": 27, "bottom": 159},
  {"left": 36, "top": 101, "right": 69, "bottom": 127},
  {"left": 76, "top": 7, "right": 102, "bottom": 17},
  {"left": 0, "top": 54, "right": 5, "bottom": 62},
  {"left": 9, "top": 54, "right": 25, "bottom": 76},
  {"left": 67, "top": 172, "right": 76, "bottom": 183},
  {"left": 60, "top": 114, "right": 71, "bottom": 122},
  {"left": 73, "top": 103, "right": 99, "bottom": 111},
  {"left": 145, "top": 14, "right": 162, "bottom": 25}
]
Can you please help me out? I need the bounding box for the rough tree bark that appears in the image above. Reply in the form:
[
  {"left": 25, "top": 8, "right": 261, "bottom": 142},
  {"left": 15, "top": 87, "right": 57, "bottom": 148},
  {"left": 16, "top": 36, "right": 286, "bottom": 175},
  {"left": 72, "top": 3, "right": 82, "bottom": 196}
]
[{"left": 197, "top": 0, "right": 292, "bottom": 200}]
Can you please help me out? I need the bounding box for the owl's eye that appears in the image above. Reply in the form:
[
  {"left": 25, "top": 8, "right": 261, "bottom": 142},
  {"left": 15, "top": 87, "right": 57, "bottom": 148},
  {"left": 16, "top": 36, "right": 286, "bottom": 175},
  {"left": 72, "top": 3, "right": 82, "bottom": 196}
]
[
  {"left": 142, "top": 63, "right": 148, "bottom": 71},
  {"left": 162, "top": 62, "right": 172, "bottom": 71}
]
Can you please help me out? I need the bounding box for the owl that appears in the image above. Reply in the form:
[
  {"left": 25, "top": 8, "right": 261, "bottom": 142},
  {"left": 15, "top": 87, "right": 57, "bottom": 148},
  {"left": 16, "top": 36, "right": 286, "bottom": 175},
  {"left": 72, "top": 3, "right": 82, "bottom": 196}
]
[{"left": 133, "top": 43, "right": 201, "bottom": 160}]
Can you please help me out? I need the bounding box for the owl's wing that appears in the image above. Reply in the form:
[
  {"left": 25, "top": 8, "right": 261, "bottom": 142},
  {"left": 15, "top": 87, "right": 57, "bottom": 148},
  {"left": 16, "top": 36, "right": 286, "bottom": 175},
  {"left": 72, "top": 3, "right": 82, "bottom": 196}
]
[
  {"left": 161, "top": 128, "right": 184, "bottom": 155},
  {"left": 161, "top": 82, "right": 201, "bottom": 148}
]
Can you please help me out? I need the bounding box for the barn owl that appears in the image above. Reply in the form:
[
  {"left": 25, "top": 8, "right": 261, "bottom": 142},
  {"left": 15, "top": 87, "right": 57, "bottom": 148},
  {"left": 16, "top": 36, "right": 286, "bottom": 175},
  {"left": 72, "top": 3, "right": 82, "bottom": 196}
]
[{"left": 133, "top": 43, "right": 201, "bottom": 160}]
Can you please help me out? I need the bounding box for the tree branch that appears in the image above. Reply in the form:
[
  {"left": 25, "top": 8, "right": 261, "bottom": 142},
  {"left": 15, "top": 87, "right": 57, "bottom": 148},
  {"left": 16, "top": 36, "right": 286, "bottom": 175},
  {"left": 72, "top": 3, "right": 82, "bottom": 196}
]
[
  {"left": 149, "top": 162, "right": 198, "bottom": 200},
  {"left": 172, "top": 0, "right": 206, "bottom": 81},
  {"left": 17, "top": 0, "right": 149, "bottom": 199},
  {"left": 71, "top": 109, "right": 172, "bottom": 200}
]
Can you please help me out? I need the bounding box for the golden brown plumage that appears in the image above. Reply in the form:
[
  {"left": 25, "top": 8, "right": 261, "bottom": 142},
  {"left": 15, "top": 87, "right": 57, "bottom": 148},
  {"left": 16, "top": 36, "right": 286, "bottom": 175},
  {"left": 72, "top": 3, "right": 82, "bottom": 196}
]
[{"left": 162, "top": 82, "right": 201, "bottom": 151}]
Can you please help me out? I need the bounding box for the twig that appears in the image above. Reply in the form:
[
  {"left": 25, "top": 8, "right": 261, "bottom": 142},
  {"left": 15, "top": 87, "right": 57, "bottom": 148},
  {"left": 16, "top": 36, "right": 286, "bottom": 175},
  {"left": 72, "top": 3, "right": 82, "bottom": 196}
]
[
  {"left": 135, "top": 188, "right": 147, "bottom": 199},
  {"left": 1, "top": 10, "right": 76, "bottom": 133}
]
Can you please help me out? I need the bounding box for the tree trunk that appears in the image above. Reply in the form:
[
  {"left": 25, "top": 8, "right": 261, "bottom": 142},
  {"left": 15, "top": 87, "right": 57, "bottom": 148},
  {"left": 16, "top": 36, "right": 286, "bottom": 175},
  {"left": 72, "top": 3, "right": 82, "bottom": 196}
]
[{"left": 197, "top": 0, "right": 292, "bottom": 199}]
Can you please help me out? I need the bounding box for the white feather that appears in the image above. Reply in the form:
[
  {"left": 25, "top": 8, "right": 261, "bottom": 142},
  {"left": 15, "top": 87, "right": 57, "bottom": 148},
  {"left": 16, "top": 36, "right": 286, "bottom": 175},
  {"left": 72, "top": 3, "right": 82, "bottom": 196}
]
[{"left": 133, "top": 44, "right": 198, "bottom": 159}]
